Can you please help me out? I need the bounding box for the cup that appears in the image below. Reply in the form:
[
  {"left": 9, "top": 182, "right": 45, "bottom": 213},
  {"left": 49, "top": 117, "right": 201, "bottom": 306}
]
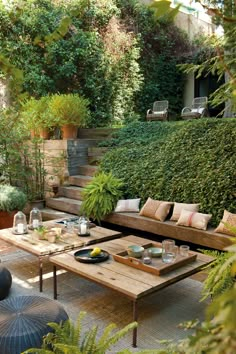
[
  {"left": 66, "top": 221, "right": 75, "bottom": 234},
  {"left": 142, "top": 249, "right": 152, "bottom": 265},
  {"left": 180, "top": 245, "right": 190, "bottom": 257},
  {"left": 162, "top": 239, "right": 177, "bottom": 263}
]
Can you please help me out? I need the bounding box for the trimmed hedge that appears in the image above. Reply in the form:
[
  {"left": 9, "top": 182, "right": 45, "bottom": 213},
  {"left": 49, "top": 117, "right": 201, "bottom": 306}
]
[{"left": 100, "top": 119, "right": 236, "bottom": 226}]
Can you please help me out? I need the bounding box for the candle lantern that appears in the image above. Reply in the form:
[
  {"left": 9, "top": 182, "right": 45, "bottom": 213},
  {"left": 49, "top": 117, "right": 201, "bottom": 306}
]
[
  {"left": 29, "top": 208, "right": 43, "bottom": 230},
  {"left": 78, "top": 216, "right": 90, "bottom": 236},
  {"left": 13, "top": 211, "right": 28, "bottom": 234}
]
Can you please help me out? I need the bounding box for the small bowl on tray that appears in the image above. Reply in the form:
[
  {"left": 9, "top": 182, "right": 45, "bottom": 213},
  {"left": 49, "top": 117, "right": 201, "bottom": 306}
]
[
  {"left": 127, "top": 245, "right": 144, "bottom": 258},
  {"left": 148, "top": 247, "right": 162, "bottom": 257}
]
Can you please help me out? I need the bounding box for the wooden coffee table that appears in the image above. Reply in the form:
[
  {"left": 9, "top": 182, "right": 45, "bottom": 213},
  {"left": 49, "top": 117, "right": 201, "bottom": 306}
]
[
  {"left": 50, "top": 235, "right": 214, "bottom": 347},
  {"left": 0, "top": 220, "right": 121, "bottom": 292}
]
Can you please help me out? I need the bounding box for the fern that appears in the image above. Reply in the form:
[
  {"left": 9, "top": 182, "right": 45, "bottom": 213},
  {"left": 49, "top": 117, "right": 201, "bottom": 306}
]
[
  {"left": 23, "top": 311, "right": 137, "bottom": 354},
  {"left": 200, "top": 249, "right": 235, "bottom": 300},
  {"left": 81, "top": 172, "right": 124, "bottom": 223}
]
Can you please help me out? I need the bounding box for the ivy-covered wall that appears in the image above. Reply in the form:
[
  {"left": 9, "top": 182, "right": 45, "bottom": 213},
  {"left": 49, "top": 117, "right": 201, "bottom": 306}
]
[
  {"left": 100, "top": 119, "right": 236, "bottom": 226},
  {"left": 0, "top": 0, "right": 191, "bottom": 125}
]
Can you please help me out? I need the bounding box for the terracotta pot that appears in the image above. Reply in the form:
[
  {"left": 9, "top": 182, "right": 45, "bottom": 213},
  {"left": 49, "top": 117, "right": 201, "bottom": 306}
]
[
  {"left": 61, "top": 124, "right": 78, "bottom": 139},
  {"left": 0, "top": 211, "right": 17, "bottom": 229},
  {"left": 39, "top": 128, "right": 50, "bottom": 140},
  {"left": 30, "top": 130, "right": 39, "bottom": 139}
]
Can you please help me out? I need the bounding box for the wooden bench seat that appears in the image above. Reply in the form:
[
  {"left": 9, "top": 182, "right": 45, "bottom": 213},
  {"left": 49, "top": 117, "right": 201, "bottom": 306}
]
[{"left": 104, "top": 212, "right": 232, "bottom": 251}]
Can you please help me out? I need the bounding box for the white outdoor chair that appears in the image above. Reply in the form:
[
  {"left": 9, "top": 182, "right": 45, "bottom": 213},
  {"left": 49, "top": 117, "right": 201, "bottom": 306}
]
[
  {"left": 146, "top": 100, "right": 169, "bottom": 121},
  {"left": 181, "top": 97, "right": 209, "bottom": 120}
]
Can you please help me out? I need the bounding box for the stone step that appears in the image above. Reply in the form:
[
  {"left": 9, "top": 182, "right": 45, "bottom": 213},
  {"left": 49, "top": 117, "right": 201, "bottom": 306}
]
[
  {"left": 41, "top": 208, "right": 75, "bottom": 221},
  {"left": 59, "top": 186, "right": 84, "bottom": 200},
  {"left": 78, "top": 128, "right": 115, "bottom": 139},
  {"left": 46, "top": 197, "right": 82, "bottom": 215},
  {"left": 69, "top": 175, "right": 93, "bottom": 187},
  {"left": 78, "top": 165, "right": 98, "bottom": 177}
]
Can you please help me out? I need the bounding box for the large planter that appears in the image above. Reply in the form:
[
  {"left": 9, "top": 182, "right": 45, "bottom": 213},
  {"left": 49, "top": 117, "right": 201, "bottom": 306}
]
[
  {"left": 39, "top": 128, "right": 50, "bottom": 140},
  {"left": 0, "top": 211, "right": 17, "bottom": 229},
  {"left": 61, "top": 124, "right": 78, "bottom": 139}
]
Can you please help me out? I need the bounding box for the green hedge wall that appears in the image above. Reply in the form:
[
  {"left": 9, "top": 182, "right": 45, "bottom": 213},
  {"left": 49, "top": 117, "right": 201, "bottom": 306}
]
[{"left": 100, "top": 119, "right": 236, "bottom": 226}]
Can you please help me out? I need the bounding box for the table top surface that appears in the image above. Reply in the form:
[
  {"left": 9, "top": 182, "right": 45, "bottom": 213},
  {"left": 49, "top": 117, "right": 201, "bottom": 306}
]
[
  {"left": 50, "top": 235, "right": 214, "bottom": 300},
  {"left": 0, "top": 219, "right": 121, "bottom": 257}
]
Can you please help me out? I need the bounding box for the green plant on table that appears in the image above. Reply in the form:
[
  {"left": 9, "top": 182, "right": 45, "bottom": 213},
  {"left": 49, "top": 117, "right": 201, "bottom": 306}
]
[
  {"left": 23, "top": 311, "right": 137, "bottom": 354},
  {"left": 81, "top": 172, "right": 124, "bottom": 223},
  {"left": 49, "top": 93, "right": 90, "bottom": 127},
  {"left": 0, "top": 185, "right": 27, "bottom": 212}
]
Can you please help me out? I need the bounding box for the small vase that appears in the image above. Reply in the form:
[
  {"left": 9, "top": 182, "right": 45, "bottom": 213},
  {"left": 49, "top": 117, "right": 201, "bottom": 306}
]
[{"left": 61, "top": 124, "right": 78, "bottom": 139}]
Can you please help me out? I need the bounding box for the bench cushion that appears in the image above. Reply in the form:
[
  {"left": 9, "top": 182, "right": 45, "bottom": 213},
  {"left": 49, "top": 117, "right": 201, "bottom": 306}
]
[
  {"left": 170, "top": 202, "right": 200, "bottom": 221},
  {"left": 139, "top": 197, "right": 173, "bottom": 222},
  {"left": 215, "top": 210, "right": 236, "bottom": 236},
  {"left": 176, "top": 210, "right": 212, "bottom": 231}
]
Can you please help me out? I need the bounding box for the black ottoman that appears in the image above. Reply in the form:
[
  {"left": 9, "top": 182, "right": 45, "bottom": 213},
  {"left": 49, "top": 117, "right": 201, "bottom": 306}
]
[
  {"left": 0, "top": 266, "right": 12, "bottom": 300},
  {"left": 0, "top": 295, "right": 68, "bottom": 354}
]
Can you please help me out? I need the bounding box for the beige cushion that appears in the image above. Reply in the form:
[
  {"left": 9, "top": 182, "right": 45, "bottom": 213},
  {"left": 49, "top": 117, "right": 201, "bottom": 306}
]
[
  {"left": 114, "top": 198, "right": 141, "bottom": 213},
  {"left": 215, "top": 210, "right": 236, "bottom": 236},
  {"left": 170, "top": 202, "right": 200, "bottom": 221},
  {"left": 176, "top": 209, "right": 212, "bottom": 230},
  {"left": 139, "top": 197, "right": 173, "bottom": 222}
]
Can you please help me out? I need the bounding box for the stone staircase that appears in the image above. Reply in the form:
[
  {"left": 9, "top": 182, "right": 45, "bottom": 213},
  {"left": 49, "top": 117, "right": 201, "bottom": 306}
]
[{"left": 41, "top": 128, "right": 113, "bottom": 220}]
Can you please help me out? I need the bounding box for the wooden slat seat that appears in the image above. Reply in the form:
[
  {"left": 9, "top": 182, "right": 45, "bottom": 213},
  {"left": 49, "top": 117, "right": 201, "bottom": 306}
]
[{"left": 104, "top": 212, "right": 232, "bottom": 251}]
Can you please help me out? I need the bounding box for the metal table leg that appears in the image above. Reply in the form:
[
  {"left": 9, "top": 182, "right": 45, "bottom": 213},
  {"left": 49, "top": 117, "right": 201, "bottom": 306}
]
[
  {"left": 39, "top": 257, "right": 43, "bottom": 292},
  {"left": 53, "top": 265, "right": 57, "bottom": 300},
  {"left": 132, "top": 300, "right": 138, "bottom": 347}
]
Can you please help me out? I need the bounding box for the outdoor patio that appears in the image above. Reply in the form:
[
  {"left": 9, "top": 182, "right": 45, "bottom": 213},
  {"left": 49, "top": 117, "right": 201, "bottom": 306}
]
[{"left": 0, "top": 239, "right": 210, "bottom": 353}]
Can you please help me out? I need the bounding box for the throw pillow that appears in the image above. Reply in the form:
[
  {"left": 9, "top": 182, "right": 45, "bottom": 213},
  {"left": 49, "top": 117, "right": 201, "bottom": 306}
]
[
  {"left": 215, "top": 210, "right": 236, "bottom": 236},
  {"left": 170, "top": 202, "right": 200, "bottom": 221},
  {"left": 139, "top": 197, "right": 173, "bottom": 222},
  {"left": 114, "top": 198, "right": 141, "bottom": 213},
  {"left": 176, "top": 209, "right": 212, "bottom": 230}
]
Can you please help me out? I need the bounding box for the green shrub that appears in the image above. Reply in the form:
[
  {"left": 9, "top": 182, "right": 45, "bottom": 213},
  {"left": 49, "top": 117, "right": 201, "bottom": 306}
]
[
  {"left": 100, "top": 119, "right": 236, "bottom": 226},
  {"left": 0, "top": 185, "right": 27, "bottom": 211}
]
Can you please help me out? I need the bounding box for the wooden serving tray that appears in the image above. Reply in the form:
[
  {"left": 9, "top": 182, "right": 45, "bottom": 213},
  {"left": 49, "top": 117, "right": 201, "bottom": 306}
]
[{"left": 113, "top": 245, "right": 197, "bottom": 276}]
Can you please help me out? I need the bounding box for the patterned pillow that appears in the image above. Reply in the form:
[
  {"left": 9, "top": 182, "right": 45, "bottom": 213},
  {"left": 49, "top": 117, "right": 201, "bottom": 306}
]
[
  {"left": 176, "top": 209, "right": 212, "bottom": 230},
  {"left": 170, "top": 202, "right": 200, "bottom": 221},
  {"left": 139, "top": 197, "right": 173, "bottom": 222},
  {"left": 215, "top": 210, "right": 236, "bottom": 236},
  {"left": 114, "top": 199, "right": 141, "bottom": 213}
]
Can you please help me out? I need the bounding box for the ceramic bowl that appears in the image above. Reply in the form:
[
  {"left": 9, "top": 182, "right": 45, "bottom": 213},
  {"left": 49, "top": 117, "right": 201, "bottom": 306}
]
[
  {"left": 127, "top": 245, "right": 144, "bottom": 258},
  {"left": 148, "top": 247, "right": 162, "bottom": 257}
]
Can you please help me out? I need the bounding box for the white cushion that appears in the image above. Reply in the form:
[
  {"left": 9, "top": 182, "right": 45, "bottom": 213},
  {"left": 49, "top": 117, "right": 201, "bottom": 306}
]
[
  {"left": 114, "top": 199, "right": 141, "bottom": 213},
  {"left": 170, "top": 202, "right": 200, "bottom": 221},
  {"left": 176, "top": 209, "right": 212, "bottom": 230}
]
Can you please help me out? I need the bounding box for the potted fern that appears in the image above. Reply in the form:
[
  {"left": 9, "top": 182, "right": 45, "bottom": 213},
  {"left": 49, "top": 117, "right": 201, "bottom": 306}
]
[
  {"left": 49, "top": 93, "right": 90, "bottom": 139},
  {"left": 0, "top": 185, "right": 27, "bottom": 229},
  {"left": 81, "top": 172, "right": 124, "bottom": 224}
]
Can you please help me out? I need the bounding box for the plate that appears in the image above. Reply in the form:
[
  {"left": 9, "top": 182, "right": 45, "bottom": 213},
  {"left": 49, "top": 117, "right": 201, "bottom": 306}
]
[
  {"left": 148, "top": 247, "right": 162, "bottom": 257},
  {"left": 74, "top": 249, "right": 109, "bottom": 263}
]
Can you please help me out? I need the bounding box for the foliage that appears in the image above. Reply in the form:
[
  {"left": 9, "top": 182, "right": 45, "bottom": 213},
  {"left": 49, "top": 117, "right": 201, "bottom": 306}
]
[
  {"left": 49, "top": 93, "right": 90, "bottom": 126},
  {"left": 81, "top": 172, "right": 124, "bottom": 223},
  {"left": 178, "top": 0, "right": 236, "bottom": 117},
  {"left": 200, "top": 249, "right": 235, "bottom": 300},
  {"left": 100, "top": 119, "right": 236, "bottom": 226},
  {"left": 0, "top": 108, "right": 47, "bottom": 201},
  {"left": 20, "top": 96, "right": 54, "bottom": 134},
  {"left": 0, "top": 184, "right": 27, "bottom": 211},
  {"left": 23, "top": 311, "right": 137, "bottom": 354},
  {"left": 117, "top": 0, "right": 192, "bottom": 119},
  {"left": 0, "top": 0, "right": 191, "bottom": 125}
]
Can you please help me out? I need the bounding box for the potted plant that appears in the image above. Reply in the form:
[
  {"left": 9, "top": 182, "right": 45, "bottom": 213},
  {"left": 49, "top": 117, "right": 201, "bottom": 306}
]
[
  {"left": 49, "top": 93, "right": 90, "bottom": 139},
  {"left": 20, "top": 96, "right": 54, "bottom": 139},
  {"left": 0, "top": 185, "right": 27, "bottom": 229},
  {"left": 81, "top": 172, "right": 124, "bottom": 223}
]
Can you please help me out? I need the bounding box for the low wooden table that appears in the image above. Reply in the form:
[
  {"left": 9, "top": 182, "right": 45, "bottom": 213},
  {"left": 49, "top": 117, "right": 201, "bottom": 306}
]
[
  {"left": 50, "top": 235, "right": 214, "bottom": 347},
  {"left": 0, "top": 220, "right": 121, "bottom": 292}
]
